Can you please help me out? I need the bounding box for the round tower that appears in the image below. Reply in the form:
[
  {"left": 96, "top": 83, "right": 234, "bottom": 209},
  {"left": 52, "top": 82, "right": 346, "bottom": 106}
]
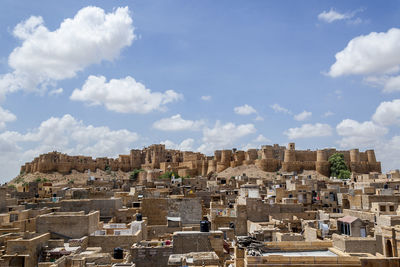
[
  {"left": 246, "top": 149, "right": 258, "bottom": 161},
  {"left": 350, "top": 149, "right": 360, "bottom": 163},
  {"left": 366, "top": 150, "right": 377, "bottom": 163},
  {"left": 221, "top": 150, "right": 232, "bottom": 163},
  {"left": 201, "top": 160, "right": 208, "bottom": 176},
  {"left": 284, "top": 150, "right": 296, "bottom": 162},
  {"left": 261, "top": 146, "right": 274, "bottom": 159},
  {"left": 316, "top": 150, "right": 327, "bottom": 162},
  {"left": 207, "top": 160, "right": 217, "bottom": 174},
  {"left": 234, "top": 151, "right": 245, "bottom": 163},
  {"left": 214, "top": 150, "right": 222, "bottom": 162}
]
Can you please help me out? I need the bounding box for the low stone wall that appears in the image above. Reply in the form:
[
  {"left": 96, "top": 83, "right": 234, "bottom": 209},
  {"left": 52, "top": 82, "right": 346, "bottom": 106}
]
[
  {"left": 332, "top": 234, "right": 376, "bottom": 255},
  {"left": 88, "top": 234, "right": 139, "bottom": 252}
]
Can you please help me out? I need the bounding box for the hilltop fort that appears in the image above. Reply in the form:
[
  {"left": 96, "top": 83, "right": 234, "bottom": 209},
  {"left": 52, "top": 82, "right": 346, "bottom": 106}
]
[{"left": 20, "top": 143, "right": 381, "bottom": 177}]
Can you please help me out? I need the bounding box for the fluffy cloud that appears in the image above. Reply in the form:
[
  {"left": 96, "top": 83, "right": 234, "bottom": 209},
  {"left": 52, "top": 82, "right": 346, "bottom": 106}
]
[
  {"left": 234, "top": 104, "right": 257, "bottom": 115},
  {"left": 284, "top": 123, "right": 333, "bottom": 139},
  {"left": 0, "top": 6, "right": 134, "bottom": 98},
  {"left": 198, "top": 122, "right": 256, "bottom": 154},
  {"left": 0, "top": 114, "right": 139, "bottom": 183},
  {"left": 318, "top": 8, "right": 361, "bottom": 23},
  {"left": 323, "top": 111, "right": 334, "bottom": 117},
  {"left": 336, "top": 119, "right": 388, "bottom": 148},
  {"left": 49, "top": 88, "right": 63, "bottom": 96},
  {"left": 270, "top": 103, "right": 291, "bottom": 114},
  {"left": 0, "top": 106, "right": 17, "bottom": 129},
  {"left": 201, "top": 95, "right": 211, "bottom": 101},
  {"left": 71, "top": 75, "right": 183, "bottom": 113},
  {"left": 372, "top": 99, "right": 400, "bottom": 126},
  {"left": 241, "top": 135, "right": 271, "bottom": 151},
  {"left": 329, "top": 28, "right": 400, "bottom": 77},
  {"left": 383, "top": 76, "right": 400, "bottom": 93},
  {"left": 161, "top": 138, "right": 194, "bottom": 151},
  {"left": 153, "top": 114, "right": 204, "bottom": 131},
  {"left": 328, "top": 28, "right": 400, "bottom": 92},
  {"left": 253, "top": 134, "right": 271, "bottom": 143},
  {"left": 294, "top": 110, "right": 312, "bottom": 121},
  {"left": 377, "top": 136, "right": 400, "bottom": 171}
]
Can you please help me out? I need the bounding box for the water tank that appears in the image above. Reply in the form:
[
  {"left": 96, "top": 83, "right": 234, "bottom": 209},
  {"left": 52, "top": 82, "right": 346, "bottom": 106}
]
[
  {"left": 229, "top": 222, "right": 235, "bottom": 229},
  {"left": 384, "top": 184, "right": 389, "bottom": 189},
  {"left": 136, "top": 213, "right": 142, "bottom": 221},
  {"left": 113, "top": 247, "right": 123, "bottom": 259},
  {"left": 200, "top": 220, "right": 210, "bottom": 232}
]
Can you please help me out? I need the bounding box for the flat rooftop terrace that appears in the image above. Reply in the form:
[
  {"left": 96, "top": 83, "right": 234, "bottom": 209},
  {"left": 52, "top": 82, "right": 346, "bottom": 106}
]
[{"left": 262, "top": 249, "right": 337, "bottom": 257}]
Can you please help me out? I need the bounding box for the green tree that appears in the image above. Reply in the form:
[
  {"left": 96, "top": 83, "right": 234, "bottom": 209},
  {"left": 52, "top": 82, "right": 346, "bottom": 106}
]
[
  {"left": 338, "top": 169, "right": 351, "bottom": 179},
  {"left": 159, "top": 171, "right": 179, "bottom": 179},
  {"left": 130, "top": 169, "right": 144, "bottom": 181},
  {"left": 328, "top": 153, "right": 350, "bottom": 179},
  {"left": 105, "top": 165, "right": 111, "bottom": 174}
]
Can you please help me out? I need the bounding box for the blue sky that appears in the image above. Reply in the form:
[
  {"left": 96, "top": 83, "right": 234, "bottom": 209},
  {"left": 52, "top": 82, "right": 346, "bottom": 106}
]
[{"left": 1, "top": 0, "right": 400, "bottom": 182}]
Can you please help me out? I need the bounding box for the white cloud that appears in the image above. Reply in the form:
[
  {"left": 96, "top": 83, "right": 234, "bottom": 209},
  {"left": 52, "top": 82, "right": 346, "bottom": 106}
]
[
  {"left": 372, "top": 99, "right": 400, "bottom": 126},
  {"left": 332, "top": 100, "right": 400, "bottom": 172},
  {"left": 318, "top": 8, "right": 362, "bottom": 24},
  {"left": 234, "top": 104, "right": 257, "bottom": 115},
  {"left": 328, "top": 28, "right": 400, "bottom": 91},
  {"left": 294, "top": 110, "right": 312, "bottom": 121},
  {"left": 383, "top": 75, "right": 400, "bottom": 93},
  {"left": 49, "top": 88, "right": 63, "bottom": 96},
  {"left": 71, "top": 75, "right": 183, "bottom": 113},
  {"left": 255, "top": 115, "right": 264, "bottom": 121},
  {"left": 201, "top": 95, "right": 211, "bottom": 101},
  {"left": 197, "top": 121, "right": 256, "bottom": 154},
  {"left": 0, "top": 6, "right": 134, "bottom": 98},
  {"left": 0, "top": 106, "right": 17, "bottom": 129},
  {"left": 284, "top": 123, "right": 333, "bottom": 139},
  {"left": 237, "top": 135, "right": 271, "bottom": 153},
  {"left": 153, "top": 114, "right": 204, "bottom": 131},
  {"left": 270, "top": 103, "right": 291, "bottom": 114},
  {"left": 318, "top": 9, "right": 352, "bottom": 23},
  {"left": 253, "top": 134, "right": 271, "bottom": 143},
  {"left": 0, "top": 114, "right": 139, "bottom": 183},
  {"left": 377, "top": 136, "right": 400, "bottom": 172},
  {"left": 323, "top": 111, "right": 335, "bottom": 117},
  {"left": 161, "top": 138, "right": 194, "bottom": 151},
  {"left": 336, "top": 119, "right": 388, "bottom": 148}
]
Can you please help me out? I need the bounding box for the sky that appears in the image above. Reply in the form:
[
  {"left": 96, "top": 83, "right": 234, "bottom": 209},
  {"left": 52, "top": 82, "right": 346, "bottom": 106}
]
[{"left": 0, "top": 0, "right": 400, "bottom": 183}]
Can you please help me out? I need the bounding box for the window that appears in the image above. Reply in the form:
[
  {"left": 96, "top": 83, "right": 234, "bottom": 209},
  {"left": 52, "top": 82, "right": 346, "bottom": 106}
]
[
  {"left": 340, "top": 222, "right": 351, "bottom": 235},
  {"left": 390, "top": 206, "right": 395, "bottom": 212},
  {"left": 380, "top": 206, "right": 386, "bottom": 212}
]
